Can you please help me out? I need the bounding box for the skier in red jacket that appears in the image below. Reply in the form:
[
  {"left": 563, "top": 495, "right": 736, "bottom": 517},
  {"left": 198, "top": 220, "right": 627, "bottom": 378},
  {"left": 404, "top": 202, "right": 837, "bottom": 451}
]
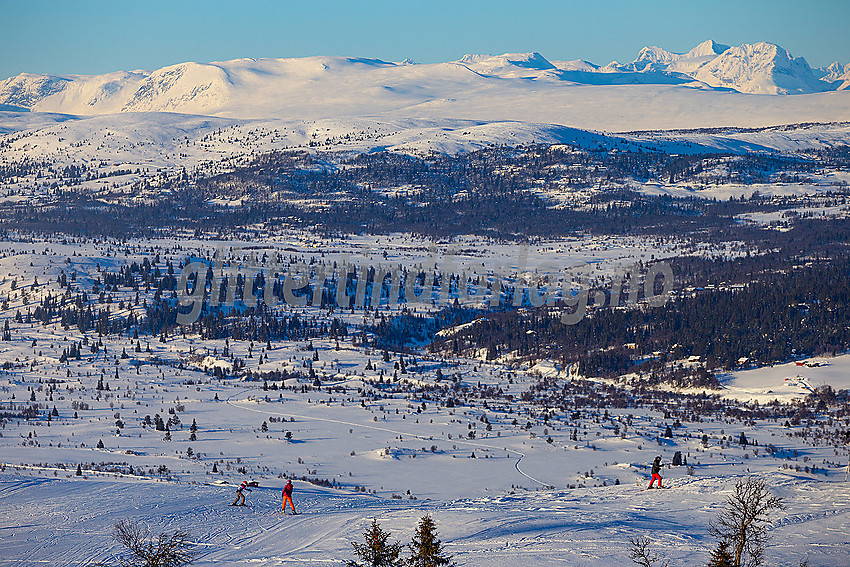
[{"left": 282, "top": 479, "right": 297, "bottom": 514}]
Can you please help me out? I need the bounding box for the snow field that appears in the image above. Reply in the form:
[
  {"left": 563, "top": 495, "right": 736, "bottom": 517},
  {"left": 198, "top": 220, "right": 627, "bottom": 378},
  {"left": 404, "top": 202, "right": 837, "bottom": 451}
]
[
  {"left": 2, "top": 471, "right": 849, "bottom": 566},
  {"left": 0, "top": 236, "right": 848, "bottom": 566}
]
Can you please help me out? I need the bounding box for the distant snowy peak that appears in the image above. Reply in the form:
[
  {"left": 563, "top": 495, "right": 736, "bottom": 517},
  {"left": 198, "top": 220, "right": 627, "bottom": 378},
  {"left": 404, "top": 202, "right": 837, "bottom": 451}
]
[
  {"left": 631, "top": 46, "right": 676, "bottom": 68},
  {"left": 0, "top": 73, "right": 71, "bottom": 108},
  {"left": 457, "top": 52, "right": 556, "bottom": 78},
  {"left": 0, "top": 70, "right": 148, "bottom": 114},
  {"left": 694, "top": 42, "right": 827, "bottom": 94},
  {"left": 818, "top": 62, "right": 850, "bottom": 90},
  {"left": 685, "top": 39, "right": 731, "bottom": 59},
  {"left": 816, "top": 61, "right": 844, "bottom": 81},
  {"left": 459, "top": 52, "right": 554, "bottom": 70},
  {"left": 121, "top": 62, "right": 233, "bottom": 113},
  {"left": 622, "top": 40, "right": 832, "bottom": 94},
  {"left": 550, "top": 59, "right": 599, "bottom": 73},
  {"left": 626, "top": 40, "right": 729, "bottom": 74}
]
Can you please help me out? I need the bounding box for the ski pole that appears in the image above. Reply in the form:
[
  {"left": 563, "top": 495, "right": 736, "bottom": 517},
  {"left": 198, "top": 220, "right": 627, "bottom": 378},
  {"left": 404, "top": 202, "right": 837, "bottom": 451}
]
[{"left": 845, "top": 454, "right": 849, "bottom": 482}]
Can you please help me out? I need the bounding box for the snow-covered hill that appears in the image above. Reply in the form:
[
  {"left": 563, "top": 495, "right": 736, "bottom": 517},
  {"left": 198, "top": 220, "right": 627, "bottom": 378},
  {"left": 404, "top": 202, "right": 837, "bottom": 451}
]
[{"left": 1, "top": 41, "right": 848, "bottom": 121}]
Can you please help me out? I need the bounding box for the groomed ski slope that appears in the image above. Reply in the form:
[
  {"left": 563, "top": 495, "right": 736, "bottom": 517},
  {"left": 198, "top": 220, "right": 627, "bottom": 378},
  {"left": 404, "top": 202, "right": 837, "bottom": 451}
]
[
  {"left": 0, "top": 238, "right": 849, "bottom": 566},
  {"left": 1, "top": 471, "right": 848, "bottom": 566}
]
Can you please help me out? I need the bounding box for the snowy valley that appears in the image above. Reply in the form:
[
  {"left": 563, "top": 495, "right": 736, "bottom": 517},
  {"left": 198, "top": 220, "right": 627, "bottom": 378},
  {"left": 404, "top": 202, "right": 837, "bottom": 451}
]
[{"left": 1, "top": 37, "right": 850, "bottom": 567}]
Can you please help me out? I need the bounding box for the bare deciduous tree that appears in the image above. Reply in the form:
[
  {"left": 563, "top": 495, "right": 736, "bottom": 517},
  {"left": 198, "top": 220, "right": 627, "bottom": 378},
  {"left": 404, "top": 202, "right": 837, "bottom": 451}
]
[
  {"left": 113, "top": 519, "right": 197, "bottom": 567},
  {"left": 629, "top": 536, "right": 669, "bottom": 567},
  {"left": 709, "top": 477, "right": 784, "bottom": 567}
]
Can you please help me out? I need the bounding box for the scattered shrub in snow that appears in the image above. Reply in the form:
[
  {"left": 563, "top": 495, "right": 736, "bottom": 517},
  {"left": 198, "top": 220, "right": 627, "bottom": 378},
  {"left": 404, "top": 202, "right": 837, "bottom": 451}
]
[{"left": 113, "top": 519, "right": 197, "bottom": 567}]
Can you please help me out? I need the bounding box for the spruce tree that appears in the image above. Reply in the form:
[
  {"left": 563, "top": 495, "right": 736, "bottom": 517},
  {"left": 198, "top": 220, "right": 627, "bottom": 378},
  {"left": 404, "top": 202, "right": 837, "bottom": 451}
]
[
  {"left": 346, "top": 518, "right": 403, "bottom": 567},
  {"left": 706, "top": 540, "right": 734, "bottom": 567},
  {"left": 407, "top": 515, "right": 455, "bottom": 567}
]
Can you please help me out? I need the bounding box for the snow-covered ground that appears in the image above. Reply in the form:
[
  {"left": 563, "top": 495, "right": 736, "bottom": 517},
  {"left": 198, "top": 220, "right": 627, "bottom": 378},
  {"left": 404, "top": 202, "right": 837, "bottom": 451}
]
[
  {"left": 2, "top": 471, "right": 849, "bottom": 566},
  {"left": 2, "top": 110, "right": 848, "bottom": 211},
  {"left": 720, "top": 353, "right": 850, "bottom": 403},
  {"left": 0, "top": 235, "right": 848, "bottom": 566}
]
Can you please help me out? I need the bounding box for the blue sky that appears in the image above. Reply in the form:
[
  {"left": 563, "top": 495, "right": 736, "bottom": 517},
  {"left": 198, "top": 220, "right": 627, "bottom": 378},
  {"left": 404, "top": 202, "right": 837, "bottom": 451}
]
[{"left": 1, "top": 0, "right": 848, "bottom": 79}]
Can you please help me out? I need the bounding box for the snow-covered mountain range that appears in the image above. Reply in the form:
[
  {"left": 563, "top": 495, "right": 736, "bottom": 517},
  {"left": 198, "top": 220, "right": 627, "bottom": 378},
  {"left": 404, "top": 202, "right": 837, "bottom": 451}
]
[{"left": 1, "top": 41, "right": 848, "bottom": 119}]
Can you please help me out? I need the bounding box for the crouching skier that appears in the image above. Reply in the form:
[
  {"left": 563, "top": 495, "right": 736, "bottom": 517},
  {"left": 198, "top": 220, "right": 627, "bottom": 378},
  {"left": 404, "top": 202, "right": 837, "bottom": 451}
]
[{"left": 232, "top": 480, "right": 251, "bottom": 506}]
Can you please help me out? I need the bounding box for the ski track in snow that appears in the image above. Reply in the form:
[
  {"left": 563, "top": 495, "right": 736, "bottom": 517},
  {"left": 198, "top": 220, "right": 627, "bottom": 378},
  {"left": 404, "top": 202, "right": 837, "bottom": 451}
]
[{"left": 3, "top": 473, "right": 849, "bottom": 566}]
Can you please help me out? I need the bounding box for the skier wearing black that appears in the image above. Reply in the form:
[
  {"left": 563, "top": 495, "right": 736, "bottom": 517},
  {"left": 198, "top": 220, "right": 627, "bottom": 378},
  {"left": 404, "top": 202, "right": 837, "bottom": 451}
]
[
  {"left": 648, "top": 456, "right": 663, "bottom": 489},
  {"left": 232, "top": 480, "right": 252, "bottom": 506}
]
